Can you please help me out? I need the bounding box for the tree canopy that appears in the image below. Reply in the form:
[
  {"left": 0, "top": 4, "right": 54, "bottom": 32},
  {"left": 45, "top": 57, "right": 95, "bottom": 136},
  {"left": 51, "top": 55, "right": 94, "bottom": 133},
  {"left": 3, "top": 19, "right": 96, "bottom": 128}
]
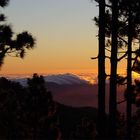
[{"left": 0, "top": 0, "right": 35, "bottom": 67}]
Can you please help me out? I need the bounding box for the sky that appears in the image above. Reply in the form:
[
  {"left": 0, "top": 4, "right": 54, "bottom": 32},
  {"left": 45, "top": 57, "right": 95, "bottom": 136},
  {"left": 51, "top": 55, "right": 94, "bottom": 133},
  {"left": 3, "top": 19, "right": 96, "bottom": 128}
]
[{"left": 0, "top": 0, "right": 126, "bottom": 76}]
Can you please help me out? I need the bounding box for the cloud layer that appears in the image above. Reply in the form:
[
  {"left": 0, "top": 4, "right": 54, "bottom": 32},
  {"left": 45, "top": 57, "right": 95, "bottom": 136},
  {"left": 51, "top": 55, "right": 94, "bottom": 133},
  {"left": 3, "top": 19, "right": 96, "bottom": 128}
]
[
  {"left": 44, "top": 73, "right": 90, "bottom": 85},
  {"left": 10, "top": 73, "right": 91, "bottom": 86}
]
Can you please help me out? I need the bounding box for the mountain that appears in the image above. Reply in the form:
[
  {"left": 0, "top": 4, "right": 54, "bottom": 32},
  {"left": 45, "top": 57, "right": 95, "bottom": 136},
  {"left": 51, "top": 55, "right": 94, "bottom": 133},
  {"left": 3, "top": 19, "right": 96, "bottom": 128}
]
[
  {"left": 44, "top": 73, "right": 90, "bottom": 85},
  {"left": 10, "top": 73, "right": 136, "bottom": 113},
  {"left": 49, "top": 82, "right": 130, "bottom": 113},
  {"left": 10, "top": 73, "right": 90, "bottom": 86}
]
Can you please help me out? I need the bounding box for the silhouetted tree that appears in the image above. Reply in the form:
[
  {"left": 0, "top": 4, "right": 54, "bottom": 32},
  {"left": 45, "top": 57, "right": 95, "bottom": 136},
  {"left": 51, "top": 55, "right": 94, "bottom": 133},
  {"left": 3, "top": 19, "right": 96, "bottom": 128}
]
[
  {"left": 94, "top": 0, "right": 119, "bottom": 138},
  {"left": 0, "top": 77, "right": 27, "bottom": 139},
  {"left": 94, "top": 0, "right": 140, "bottom": 138},
  {"left": 0, "top": 0, "right": 9, "bottom": 7},
  {"left": 108, "top": 0, "right": 119, "bottom": 139},
  {"left": 0, "top": 0, "right": 35, "bottom": 67},
  {"left": 70, "top": 117, "right": 97, "bottom": 140},
  {"left": 26, "top": 73, "right": 59, "bottom": 139},
  {"left": 0, "top": 74, "right": 60, "bottom": 139},
  {"left": 117, "top": 1, "right": 140, "bottom": 138},
  {"left": 126, "top": 0, "right": 133, "bottom": 139},
  {"left": 97, "top": 0, "right": 106, "bottom": 139}
]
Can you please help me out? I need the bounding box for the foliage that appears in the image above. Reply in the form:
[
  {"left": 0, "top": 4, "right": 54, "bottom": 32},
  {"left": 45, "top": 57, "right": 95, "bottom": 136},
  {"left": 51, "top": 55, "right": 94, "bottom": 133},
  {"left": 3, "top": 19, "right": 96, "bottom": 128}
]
[
  {"left": 0, "top": 74, "right": 60, "bottom": 139},
  {"left": 0, "top": 0, "right": 35, "bottom": 67},
  {"left": 25, "top": 73, "right": 58, "bottom": 139},
  {"left": 0, "top": 0, "right": 9, "bottom": 7},
  {"left": 0, "top": 74, "right": 99, "bottom": 140},
  {"left": 94, "top": 0, "right": 140, "bottom": 55},
  {"left": 70, "top": 117, "right": 97, "bottom": 140},
  {"left": 0, "top": 77, "right": 26, "bottom": 138},
  {"left": 94, "top": 0, "right": 140, "bottom": 139}
]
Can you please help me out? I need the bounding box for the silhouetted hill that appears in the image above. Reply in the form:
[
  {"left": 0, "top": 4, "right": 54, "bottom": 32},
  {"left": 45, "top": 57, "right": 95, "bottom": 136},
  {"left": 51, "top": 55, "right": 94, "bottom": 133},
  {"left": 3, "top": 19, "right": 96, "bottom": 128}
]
[
  {"left": 10, "top": 74, "right": 136, "bottom": 113},
  {"left": 46, "top": 82, "right": 60, "bottom": 88},
  {"left": 49, "top": 82, "right": 136, "bottom": 113},
  {"left": 56, "top": 103, "right": 97, "bottom": 139}
]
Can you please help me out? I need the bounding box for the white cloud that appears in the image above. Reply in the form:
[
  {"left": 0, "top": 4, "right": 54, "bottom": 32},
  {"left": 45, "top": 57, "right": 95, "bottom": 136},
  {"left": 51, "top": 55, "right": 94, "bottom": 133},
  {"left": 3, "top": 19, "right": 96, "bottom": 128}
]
[
  {"left": 44, "top": 73, "right": 90, "bottom": 85},
  {"left": 9, "top": 73, "right": 91, "bottom": 86}
]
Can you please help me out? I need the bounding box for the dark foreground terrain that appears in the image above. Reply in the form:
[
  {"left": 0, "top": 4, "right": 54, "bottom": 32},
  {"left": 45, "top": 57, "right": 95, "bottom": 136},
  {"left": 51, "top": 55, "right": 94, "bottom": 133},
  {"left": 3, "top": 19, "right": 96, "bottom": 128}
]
[{"left": 56, "top": 103, "right": 97, "bottom": 139}]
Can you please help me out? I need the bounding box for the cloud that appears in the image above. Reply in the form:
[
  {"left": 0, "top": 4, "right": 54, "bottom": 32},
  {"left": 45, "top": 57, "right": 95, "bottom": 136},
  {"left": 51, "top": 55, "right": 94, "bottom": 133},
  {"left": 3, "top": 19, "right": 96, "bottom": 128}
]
[
  {"left": 10, "top": 73, "right": 91, "bottom": 86},
  {"left": 44, "top": 73, "right": 90, "bottom": 85},
  {"left": 77, "top": 73, "right": 98, "bottom": 84}
]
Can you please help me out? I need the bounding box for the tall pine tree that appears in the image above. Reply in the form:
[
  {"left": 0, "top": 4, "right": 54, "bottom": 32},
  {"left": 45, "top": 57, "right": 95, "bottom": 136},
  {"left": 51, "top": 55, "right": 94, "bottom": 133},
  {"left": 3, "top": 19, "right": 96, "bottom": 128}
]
[{"left": 97, "top": 0, "right": 106, "bottom": 139}]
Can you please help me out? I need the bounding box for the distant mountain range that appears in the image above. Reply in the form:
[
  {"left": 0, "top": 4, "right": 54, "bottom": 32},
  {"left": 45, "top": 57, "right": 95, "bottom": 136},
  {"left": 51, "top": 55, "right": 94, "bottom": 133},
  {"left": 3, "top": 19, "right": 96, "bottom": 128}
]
[
  {"left": 9, "top": 73, "right": 136, "bottom": 114},
  {"left": 10, "top": 73, "right": 91, "bottom": 86}
]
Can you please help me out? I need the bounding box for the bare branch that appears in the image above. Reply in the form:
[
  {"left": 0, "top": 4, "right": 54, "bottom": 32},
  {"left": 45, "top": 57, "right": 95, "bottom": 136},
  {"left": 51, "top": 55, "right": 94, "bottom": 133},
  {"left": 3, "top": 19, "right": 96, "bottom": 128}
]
[
  {"left": 105, "top": 74, "right": 110, "bottom": 77},
  {"left": 106, "top": 4, "right": 112, "bottom": 8},
  {"left": 131, "top": 51, "right": 137, "bottom": 54},
  {"left": 131, "top": 58, "right": 136, "bottom": 60},
  {"left": 91, "top": 56, "right": 98, "bottom": 60},
  {"left": 105, "top": 47, "right": 111, "bottom": 52},
  {"left": 105, "top": 55, "right": 111, "bottom": 59},
  {"left": 117, "top": 52, "right": 128, "bottom": 61},
  {"left": 117, "top": 99, "right": 126, "bottom": 104},
  {"left": 118, "top": 36, "right": 128, "bottom": 45}
]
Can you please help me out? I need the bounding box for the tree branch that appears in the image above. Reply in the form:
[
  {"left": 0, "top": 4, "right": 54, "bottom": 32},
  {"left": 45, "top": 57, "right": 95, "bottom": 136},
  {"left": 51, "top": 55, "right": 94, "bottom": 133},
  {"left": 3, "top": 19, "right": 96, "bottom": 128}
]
[
  {"left": 118, "top": 36, "right": 128, "bottom": 45},
  {"left": 105, "top": 55, "right": 111, "bottom": 59},
  {"left": 117, "top": 52, "right": 128, "bottom": 61},
  {"left": 117, "top": 99, "right": 126, "bottom": 104},
  {"left": 91, "top": 56, "right": 98, "bottom": 60},
  {"left": 105, "top": 74, "right": 110, "bottom": 77},
  {"left": 105, "top": 47, "right": 111, "bottom": 52}
]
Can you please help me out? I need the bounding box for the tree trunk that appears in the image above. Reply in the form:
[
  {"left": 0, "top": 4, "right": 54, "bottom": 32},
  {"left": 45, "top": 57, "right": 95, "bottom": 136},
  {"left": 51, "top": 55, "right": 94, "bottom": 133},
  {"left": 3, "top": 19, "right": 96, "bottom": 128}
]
[
  {"left": 126, "top": 1, "right": 133, "bottom": 139},
  {"left": 97, "top": 0, "right": 106, "bottom": 139},
  {"left": 109, "top": 0, "right": 118, "bottom": 139}
]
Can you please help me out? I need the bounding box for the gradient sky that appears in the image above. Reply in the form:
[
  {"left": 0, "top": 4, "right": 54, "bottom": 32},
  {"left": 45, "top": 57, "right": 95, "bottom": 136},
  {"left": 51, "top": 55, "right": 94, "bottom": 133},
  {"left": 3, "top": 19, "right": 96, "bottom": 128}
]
[{"left": 0, "top": 0, "right": 126, "bottom": 75}]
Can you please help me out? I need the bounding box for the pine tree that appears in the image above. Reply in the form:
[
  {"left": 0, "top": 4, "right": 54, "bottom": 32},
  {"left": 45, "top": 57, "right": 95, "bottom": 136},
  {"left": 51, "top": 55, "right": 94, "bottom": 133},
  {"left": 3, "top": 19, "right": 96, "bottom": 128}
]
[
  {"left": 94, "top": 0, "right": 107, "bottom": 139},
  {"left": 0, "top": 0, "right": 35, "bottom": 67}
]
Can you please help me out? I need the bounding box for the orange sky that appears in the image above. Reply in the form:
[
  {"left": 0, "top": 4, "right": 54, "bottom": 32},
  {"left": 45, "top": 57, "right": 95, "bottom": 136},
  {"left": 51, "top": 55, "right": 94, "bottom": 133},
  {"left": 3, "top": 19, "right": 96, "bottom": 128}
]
[{"left": 0, "top": 0, "right": 127, "bottom": 76}]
